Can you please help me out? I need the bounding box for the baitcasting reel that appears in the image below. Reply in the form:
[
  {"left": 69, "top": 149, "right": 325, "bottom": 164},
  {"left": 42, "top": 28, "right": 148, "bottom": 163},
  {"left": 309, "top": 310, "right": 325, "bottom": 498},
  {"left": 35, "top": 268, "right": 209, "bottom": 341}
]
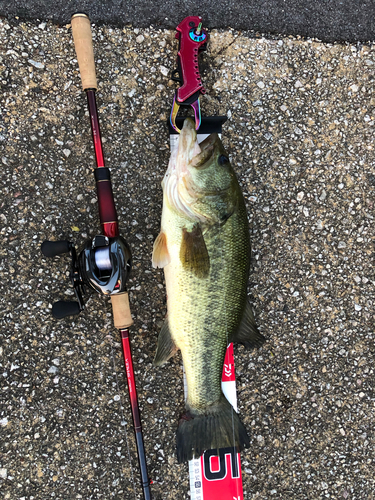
[{"left": 41, "top": 235, "right": 132, "bottom": 319}]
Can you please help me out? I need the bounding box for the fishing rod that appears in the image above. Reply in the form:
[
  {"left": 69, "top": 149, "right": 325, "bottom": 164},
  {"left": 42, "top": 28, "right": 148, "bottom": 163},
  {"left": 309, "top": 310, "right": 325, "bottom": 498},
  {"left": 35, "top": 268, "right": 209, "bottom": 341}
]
[{"left": 41, "top": 13, "right": 152, "bottom": 500}]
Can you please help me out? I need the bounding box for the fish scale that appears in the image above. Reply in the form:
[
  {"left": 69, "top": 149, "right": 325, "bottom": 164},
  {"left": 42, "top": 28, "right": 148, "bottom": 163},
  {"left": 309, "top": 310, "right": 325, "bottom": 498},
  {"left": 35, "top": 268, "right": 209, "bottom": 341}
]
[{"left": 164, "top": 203, "right": 250, "bottom": 412}]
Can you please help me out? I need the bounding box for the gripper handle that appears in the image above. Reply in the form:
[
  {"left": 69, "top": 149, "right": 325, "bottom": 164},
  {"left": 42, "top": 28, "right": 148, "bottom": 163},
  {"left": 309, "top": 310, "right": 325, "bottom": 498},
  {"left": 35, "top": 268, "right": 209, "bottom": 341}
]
[
  {"left": 71, "top": 13, "right": 97, "bottom": 91},
  {"left": 111, "top": 292, "right": 134, "bottom": 329}
]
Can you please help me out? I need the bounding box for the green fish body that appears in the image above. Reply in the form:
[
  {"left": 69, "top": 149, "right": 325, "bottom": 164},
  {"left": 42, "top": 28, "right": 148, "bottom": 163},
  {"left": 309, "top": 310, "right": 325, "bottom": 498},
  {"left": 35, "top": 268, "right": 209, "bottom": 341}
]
[{"left": 152, "top": 118, "right": 264, "bottom": 462}]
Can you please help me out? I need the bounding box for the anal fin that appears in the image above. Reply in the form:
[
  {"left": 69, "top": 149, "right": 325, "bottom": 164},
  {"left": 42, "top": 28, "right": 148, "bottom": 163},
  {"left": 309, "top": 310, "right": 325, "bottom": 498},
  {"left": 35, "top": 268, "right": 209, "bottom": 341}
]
[{"left": 153, "top": 319, "right": 178, "bottom": 366}]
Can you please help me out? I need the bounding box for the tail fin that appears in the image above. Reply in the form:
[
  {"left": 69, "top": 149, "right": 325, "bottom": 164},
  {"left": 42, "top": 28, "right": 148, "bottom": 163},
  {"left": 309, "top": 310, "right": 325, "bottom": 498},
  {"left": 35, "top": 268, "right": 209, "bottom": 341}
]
[{"left": 176, "top": 395, "right": 250, "bottom": 463}]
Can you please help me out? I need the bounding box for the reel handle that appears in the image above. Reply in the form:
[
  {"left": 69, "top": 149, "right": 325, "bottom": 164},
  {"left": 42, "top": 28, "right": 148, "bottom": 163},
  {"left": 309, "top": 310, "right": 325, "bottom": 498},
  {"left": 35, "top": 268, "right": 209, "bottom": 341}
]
[
  {"left": 41, "top": 240, "right": 71, "bottom": 258},
  {"left": 71, "top": 13, "right": 97, "bottom": 91},
  {"left": 52, "top": 300, "right": 81, "bottom": 319}
]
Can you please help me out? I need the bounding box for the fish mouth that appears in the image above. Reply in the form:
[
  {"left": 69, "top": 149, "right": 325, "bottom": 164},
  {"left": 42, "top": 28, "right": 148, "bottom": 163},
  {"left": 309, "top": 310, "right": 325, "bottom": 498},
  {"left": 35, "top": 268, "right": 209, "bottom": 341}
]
[
  {"left": 163, "top": 118, "right": 219, "bottom": 223},
  {"left": 162, "top": 118, "right": 203, "bottom": 221},
  {"left": 178, "top": 118, "right": 217, "bottom": 170},
  {"left": 176, "top": 118, "right": 201, "bottom": 172}
]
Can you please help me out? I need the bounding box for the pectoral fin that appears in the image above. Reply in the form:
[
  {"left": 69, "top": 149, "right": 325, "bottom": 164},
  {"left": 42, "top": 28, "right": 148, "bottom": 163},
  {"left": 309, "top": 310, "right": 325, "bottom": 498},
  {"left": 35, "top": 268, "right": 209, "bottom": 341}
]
[
  {"left": 153, "top": 319, "right": 178, "bottom": 366},
  {"left": 152, "top": 231, "right": 170, "bottom": 268},
  {"left": 180, "top": 225, "right": 210, "bottom": 279},
  {"left": 232, "top": 301, "right": 265, "bottom": 348}
]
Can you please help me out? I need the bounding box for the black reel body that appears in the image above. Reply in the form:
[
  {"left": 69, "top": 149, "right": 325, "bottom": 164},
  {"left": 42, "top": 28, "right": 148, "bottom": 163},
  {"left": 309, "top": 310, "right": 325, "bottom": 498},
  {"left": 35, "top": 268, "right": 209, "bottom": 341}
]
[
  {"left": 80, "top": 235, "right": 132, "bottom": 295},
  {"left": 41, "top": 235, "right": 132, "bottom": 319}
]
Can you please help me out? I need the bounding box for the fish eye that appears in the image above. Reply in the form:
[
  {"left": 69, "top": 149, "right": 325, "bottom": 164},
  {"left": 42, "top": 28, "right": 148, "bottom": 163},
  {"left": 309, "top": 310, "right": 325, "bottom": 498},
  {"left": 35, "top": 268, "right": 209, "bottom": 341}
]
[{"left": 218, "top": 154, "right": 229, "bottom": 166}]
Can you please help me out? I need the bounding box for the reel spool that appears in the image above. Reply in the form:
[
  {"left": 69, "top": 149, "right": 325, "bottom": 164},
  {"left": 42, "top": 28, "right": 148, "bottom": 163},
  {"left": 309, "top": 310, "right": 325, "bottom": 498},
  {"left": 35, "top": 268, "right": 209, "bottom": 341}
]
[{"left": 41, "top": 235, "right": 132, "bottom": 319}]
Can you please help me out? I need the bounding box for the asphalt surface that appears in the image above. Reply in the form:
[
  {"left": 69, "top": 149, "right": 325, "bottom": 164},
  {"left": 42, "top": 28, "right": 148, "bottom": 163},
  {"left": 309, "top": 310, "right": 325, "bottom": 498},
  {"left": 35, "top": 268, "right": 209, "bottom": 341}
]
[
  {"left": 0, "top": 0, "right": 374, "bottom": 42},
  {"left": 0, "top": 10, "right": 374, "bottom": 500}
]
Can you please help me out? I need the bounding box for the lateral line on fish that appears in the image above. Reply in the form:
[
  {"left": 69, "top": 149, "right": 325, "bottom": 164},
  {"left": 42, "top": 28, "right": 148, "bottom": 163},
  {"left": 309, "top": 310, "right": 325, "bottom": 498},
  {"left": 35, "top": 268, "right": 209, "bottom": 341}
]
[{"left": 218, "top": 223, "right": 241, "bottom": 500}]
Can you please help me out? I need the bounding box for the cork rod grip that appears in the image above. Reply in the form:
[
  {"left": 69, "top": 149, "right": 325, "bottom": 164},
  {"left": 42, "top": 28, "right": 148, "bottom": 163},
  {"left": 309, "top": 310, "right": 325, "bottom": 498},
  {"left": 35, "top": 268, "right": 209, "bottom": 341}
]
[
  {"left": 111, "top": 292, "right": 134, "bottom": 329},
  {"left": 71, "top": 13, "right": 97, "bottom": 90}
]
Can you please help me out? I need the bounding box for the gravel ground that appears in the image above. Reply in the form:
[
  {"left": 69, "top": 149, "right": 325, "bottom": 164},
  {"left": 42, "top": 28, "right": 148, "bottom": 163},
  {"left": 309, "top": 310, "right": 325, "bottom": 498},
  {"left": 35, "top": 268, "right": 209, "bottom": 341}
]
[{"left": 0, "top": 17, "right": 374, "bottom": 500}]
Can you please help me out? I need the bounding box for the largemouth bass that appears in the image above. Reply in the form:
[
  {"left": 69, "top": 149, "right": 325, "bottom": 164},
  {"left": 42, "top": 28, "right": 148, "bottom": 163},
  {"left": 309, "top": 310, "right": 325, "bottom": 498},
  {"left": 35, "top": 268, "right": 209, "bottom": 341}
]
[{"left": 152, "top": 118, "right": 264, "bottom": 463}]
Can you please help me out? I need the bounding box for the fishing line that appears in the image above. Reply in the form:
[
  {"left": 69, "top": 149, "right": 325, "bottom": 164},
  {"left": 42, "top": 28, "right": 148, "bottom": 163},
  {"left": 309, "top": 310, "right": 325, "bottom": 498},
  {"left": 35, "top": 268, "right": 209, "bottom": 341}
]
[
  {"left": 109, "top": 333, "right": 137, "bottom": 500},
  {"left": 95, "top": 247, "right": 112, "bottom": 270}
]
